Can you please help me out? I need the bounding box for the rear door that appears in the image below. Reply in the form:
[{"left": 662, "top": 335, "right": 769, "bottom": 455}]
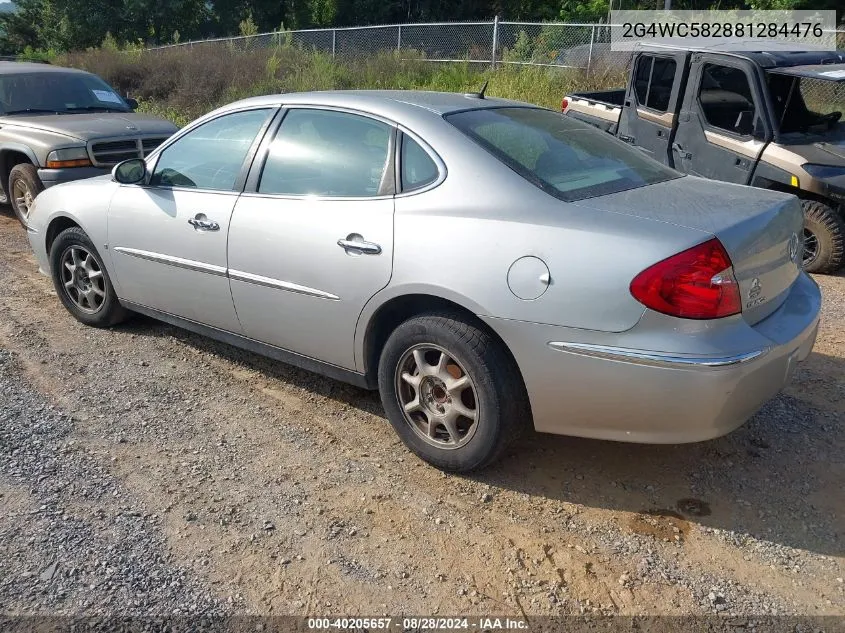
[
  {"left": 672, "top": 54, "right": 771, "bottom": 184},
  {"left": 227, "top": 107, "right": 396, "bottom": 370},
  {"left": 617, "top": 51, "right": 688, "bottom": 165}
]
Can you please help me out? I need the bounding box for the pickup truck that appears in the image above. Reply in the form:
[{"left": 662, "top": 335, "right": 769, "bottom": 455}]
[
  {"left": 0, "top": 60, "right": 178, "bottom": 227},
  {"left": 562, "top": 45, "right": 845, "bottom": 273}
]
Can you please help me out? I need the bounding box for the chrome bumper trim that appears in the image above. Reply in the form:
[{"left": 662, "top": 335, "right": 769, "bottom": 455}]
[{"left": 548, "top": 341, "right": 769, "bottom": 368}]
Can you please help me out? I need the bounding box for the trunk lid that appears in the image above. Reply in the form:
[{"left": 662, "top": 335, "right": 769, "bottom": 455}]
[{"left": 573, "top": 175, "right": 803, "bottom": 324}]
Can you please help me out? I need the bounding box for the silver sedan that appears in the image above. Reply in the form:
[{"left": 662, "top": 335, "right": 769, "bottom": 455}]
[{"left": 24, "top": 91, "right": 821, "bottom": 472}]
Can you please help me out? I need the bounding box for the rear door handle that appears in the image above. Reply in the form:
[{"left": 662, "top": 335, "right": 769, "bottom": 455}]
[
  {"left": 619, "top": 135, "right": 634, "bottom": 143},
  {"left": 337, "top": 235, "right": 382, "bottom": 255},
  {"left": 188, "top": 214, "right": 219, "bottom": 232}
]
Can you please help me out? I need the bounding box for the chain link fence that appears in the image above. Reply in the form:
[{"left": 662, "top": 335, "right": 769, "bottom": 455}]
[
  {"left": 147, "top": 21, "right": 844, "bottom": 105},
  {"left": 148, "top": 20, "right": 845, "bottom": 70}
]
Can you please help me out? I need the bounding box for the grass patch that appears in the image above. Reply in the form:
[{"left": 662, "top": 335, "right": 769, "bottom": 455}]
[{"left": 59, "top": 46, "right": 626, "bottom": 126}]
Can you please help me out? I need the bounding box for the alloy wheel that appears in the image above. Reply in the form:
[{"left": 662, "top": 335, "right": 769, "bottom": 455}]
[
  {"left": 60, "top": 246, "right": 106, "bottom": 313},
  {"left": 12, "top": 179, "right": 34, "bottom": 221},
  {"left": 395, "top": 344, "right": 480, "bottom": 449}
]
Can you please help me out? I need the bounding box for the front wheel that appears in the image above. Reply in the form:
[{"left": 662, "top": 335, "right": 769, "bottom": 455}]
[
  {"left": 49, "top": 227, "right": 129, "bottom": 328},
  {"left": 9, "top": 163, "right": 44, "bottom": 227},
  {"left": 378, "top": 312, "right": 528, "bottom": 472},
  {"left": 801, "top": 199, "right": 845, "bottom": 274}
]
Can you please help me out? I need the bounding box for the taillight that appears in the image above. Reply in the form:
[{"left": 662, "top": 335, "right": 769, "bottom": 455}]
[
  {"left": 630, "top": 238, "right": 741, "bottom": 320},
  {"left": 561, "top": 98, "right": 569, "bottom": 112}
]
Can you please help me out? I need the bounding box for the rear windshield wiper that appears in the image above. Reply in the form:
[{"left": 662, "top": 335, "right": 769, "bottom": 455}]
[{"left": 2, "top": 108, "right": 62, "bottom": 115}]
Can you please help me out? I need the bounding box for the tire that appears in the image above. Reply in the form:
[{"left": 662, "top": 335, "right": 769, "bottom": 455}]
[
  {"left": 801, "top": 199, "right": 845, "bottom": 274},
  {"left": 378, "top": 311, "right": 529, "bottom": 472},
  {"left": 9, "top": 163, "right": 44, "bottom": 227},
  {"left": 49, "top": 227, "right": 129, "bottom": 328}
]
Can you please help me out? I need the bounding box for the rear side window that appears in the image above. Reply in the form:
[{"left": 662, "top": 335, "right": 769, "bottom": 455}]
[
  {"left": 259, "top": 109, "right": 391, "bottom": 197},
  {"left": 633, "top": 55, "right": 677, "bottom": 113},
  {"left": 400, "top": 135, "right": 439, "bottom": 192},
  {"left": 446, "top": 107, "right": 679, "bottom": 202}
]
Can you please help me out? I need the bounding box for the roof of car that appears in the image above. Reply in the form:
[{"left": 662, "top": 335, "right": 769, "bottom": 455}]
[
  {"left": 0, "top": 61, "right": 90, "bottom": 75},
  {"left": 228, "top": 90, "right": 535, "bottom": 118},
  {"left": 639, "top": 42, "right": 845, "bottom": 68}
]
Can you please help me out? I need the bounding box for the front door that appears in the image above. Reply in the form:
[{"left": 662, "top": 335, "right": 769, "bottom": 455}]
[
  {"left": 228, "top": 107, "right": 396, "bottom": 370},
  {"left": 672, "top": 55, "right": 771, "bottom": 184},
  {"left": 618, "top": 51, "right": 688, "bottom": 165},
  {"left": 108, "top": 107, "right": 276, "bottom": 331}
]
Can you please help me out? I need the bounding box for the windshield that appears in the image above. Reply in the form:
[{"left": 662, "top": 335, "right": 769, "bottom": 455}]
[
  {"left": 768, "top": 74, "right": 843, "bottom": 134},
  {"left": 446, "top": 107, "right": 680, "bottom": 202},
  {"left": 0, "top": 71, "right": 130, "bottom": 115}
]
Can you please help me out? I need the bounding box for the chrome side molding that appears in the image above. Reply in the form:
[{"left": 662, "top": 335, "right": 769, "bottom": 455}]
[{"left": 113, "top": 246, "right": 227, "bottom": 277}]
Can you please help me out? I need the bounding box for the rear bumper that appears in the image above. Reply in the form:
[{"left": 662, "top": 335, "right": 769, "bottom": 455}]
[
  {"left": 483, "top": 272, "right": 821, "bottom": 444},
  {"left": 38, "top": 167, "right": 110, "bottom": 188}
]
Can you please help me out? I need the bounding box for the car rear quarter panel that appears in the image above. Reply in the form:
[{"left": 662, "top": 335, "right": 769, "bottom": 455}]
[{"left": 355, "top": 133, "right": 711, "bottom": 370}]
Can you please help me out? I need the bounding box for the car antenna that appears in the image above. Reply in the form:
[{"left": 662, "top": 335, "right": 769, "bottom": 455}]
[{"left": 465, "top": 80, "right": 489, "bottom": 99}]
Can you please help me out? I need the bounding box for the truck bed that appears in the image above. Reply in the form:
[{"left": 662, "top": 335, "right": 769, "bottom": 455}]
[{"left": 562, "top": 89, "right": 625, "bottom": 133}]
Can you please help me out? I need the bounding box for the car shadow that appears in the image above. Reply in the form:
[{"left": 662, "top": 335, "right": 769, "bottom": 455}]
[{"left": 120, "top": 315, "right": 843, "bottom": 558}]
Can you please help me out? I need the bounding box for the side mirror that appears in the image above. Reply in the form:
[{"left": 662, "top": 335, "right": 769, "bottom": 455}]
[
  {"left": 112, "top": 158, "right": 147, "bottom": 185},
  {"left": 735, "top": 110, "right": 755, "bottom": 136},
  {"left": 125, "top": 97, "right": 139, "bottom": 111}
]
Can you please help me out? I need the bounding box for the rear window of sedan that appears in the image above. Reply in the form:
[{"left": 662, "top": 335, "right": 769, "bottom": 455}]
[{"left": 446, "top": 107, "right": 680, "bottom": 201}]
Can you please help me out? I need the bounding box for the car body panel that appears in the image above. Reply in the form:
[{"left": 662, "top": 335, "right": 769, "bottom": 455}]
[
  {"left": 107, "top": 185, "right": 242, "bottom": 333},
  {"left": 24, "top": 90, "right": 823, "bottom": 446},
  {"left": 228, "top": 194, "right": 395, "bottom": 370},
  {"left": 483, "top": 272, "right": 819, "bottom": 442}
]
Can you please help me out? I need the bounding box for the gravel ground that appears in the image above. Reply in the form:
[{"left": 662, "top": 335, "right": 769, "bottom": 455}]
[{"left": 0, "top": 210, "right": 843, "bottom": 621}]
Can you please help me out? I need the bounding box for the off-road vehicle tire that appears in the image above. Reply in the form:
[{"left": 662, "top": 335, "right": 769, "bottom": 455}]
[
  {"left": 9, "top": 163, "right": 44, "bottom": 227},
  {"left": 801, "top": 199, "right": 845, "bottom": 274},
  {"left": 49, "top": 226, "right": 129, "bottom": 328},
  {"left": 378, "top": 311, "right": 529, "bottom": 472}
]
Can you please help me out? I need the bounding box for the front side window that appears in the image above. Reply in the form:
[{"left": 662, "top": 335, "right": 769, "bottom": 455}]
[
  {"left": 258, "top": 109, "right": 392, "bottom": 197},
  {"left": 768, "top": 73, "right": 843, "bottom": 134},
  {"left": 699, "top": 64, "right": 756, "bottom": 135},
  {"left": 0, "top": 71, "right": 131, "bottom": 115},
  {"left": 401, "top": 135, "right": 439, "bottom": 192},
  {"left": 446, "top": 107, "right": 679, "bottom": 202},
  {"left": 150, "top": 109, "right": 272, "bottom": 191}
]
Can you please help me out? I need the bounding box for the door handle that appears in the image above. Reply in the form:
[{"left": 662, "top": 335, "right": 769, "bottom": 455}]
[
  {"left": 337, "top": 236, "right": 382, "bottom": 255},
  {"left": 672, "top": 143, "right": 692, "bottom": 160},
  {"left": 619, "top": 134, "right": 634, "bottom": 143},
  {"left": 188, "top": 214, "right": 220, "bottom": 232}
]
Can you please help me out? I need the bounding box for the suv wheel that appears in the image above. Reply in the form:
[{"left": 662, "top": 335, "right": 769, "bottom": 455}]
[
  {"left": 801, "top": 199, "right": 845, "bottom": 274},
  {"left": 49, "top": 227, "right": 129, "bottom": 327},
  {"left": 9, "top": 163, "right": 44, "bottom": 226},
  {"left": 377, "top": 312, "right": 528, "bottom": 472}
]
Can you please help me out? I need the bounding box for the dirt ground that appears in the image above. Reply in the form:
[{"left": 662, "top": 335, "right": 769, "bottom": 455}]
[{"left": 0, "top": 209, "right": 842, "bottom": 619}]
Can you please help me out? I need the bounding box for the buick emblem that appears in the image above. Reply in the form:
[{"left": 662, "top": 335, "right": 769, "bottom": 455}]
[
  {"left": 788, "top": 232, "right": 800, "bottom": 263},
  {"left": 746, "top": 277, "right": 765, "bottom": 308}
]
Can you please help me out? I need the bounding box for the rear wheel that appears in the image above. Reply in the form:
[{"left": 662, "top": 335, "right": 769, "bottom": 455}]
[
  {"left": 801, "top": 199, "right": 845, "bottom": 274},
  {"left": 378, "top": 312, "right": 528, "bottom": 472},
  {"left": 9, "top": 163, "right": 44, "bottom": 227}
]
